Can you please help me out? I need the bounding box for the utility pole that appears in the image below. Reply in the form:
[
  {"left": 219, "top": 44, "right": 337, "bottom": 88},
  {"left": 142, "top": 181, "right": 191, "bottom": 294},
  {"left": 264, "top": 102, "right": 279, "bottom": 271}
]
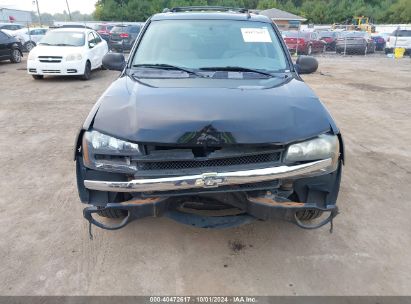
[
  {"left": 33, "top": 0, "right": 42, "bottom": 26},
  {"left": 65, "top": 0, "right": 72, "bottom": 21}
]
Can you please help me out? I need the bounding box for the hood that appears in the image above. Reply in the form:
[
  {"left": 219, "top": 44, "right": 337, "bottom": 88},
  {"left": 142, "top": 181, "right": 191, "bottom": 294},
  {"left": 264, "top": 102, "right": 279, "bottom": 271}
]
[
  {"left": 30, "top": 45, "right": 84, "bottom": 57},
  {"left": 90, "top": 75, "right": 338, "bottom": 145}
]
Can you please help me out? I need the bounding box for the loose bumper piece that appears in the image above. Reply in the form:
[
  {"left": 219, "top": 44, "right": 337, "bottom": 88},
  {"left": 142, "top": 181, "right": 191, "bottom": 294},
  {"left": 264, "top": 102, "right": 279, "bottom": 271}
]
[{"left": 83, "top": 194, "right": 338, "bottom": 231}]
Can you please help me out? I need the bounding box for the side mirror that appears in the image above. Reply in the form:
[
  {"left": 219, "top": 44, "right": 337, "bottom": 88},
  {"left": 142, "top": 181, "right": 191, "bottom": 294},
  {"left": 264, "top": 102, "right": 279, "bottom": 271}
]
[
  {"left": 89, "top": 42, "right": 95, "bottom": 48},
  {"left": 295, "top": 55, "right": 318, "bottom": 74},
  {"left": 102, "top": 52, "right": 126, "bottom": 71}
]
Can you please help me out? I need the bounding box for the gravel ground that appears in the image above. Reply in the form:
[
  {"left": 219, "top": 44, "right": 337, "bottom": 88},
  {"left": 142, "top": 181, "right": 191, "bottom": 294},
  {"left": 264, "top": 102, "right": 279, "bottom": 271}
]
[{"left": 0, "top": 54, "right": 410, "bottom": 295}]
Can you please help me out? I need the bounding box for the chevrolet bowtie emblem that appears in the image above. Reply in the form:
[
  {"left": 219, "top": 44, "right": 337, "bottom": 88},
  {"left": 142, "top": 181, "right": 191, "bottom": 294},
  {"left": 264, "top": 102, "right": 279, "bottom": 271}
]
[{"left": 195, "top": 172, "right": 225, "bottom": 188}]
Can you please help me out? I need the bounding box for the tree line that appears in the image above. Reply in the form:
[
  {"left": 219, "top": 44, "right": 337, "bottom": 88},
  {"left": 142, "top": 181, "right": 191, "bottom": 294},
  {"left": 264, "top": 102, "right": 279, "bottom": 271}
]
[
  {"left": 93, "top": 0, "right": 411, "bottom": 24},
  {"left": 30, "top": 11, "right": 93, "bottom": 25}
]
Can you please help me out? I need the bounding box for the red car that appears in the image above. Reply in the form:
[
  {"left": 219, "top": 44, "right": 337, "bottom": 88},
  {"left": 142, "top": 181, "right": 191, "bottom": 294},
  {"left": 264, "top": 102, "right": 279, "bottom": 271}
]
[
  {"left": 93, "top": 23, "right": 114, "bottom": 42},
  {"left": 282, "top": 31, "right": 325, "bottom": 55}
]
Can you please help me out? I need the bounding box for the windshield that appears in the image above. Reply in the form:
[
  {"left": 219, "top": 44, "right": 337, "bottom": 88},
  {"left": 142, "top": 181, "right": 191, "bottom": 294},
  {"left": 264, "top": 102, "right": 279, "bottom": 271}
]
[
  {"left": 111, "top": 26, "right": 127, "bottom": 33},
  {"left": 282, "top": 31, "right": 309, "bottom": 38},
  {"left": 392, "top": 30, "right": 411, "bottom": 37},
  {"left": 39, "top": 31, "right": 85, "bottom": 46},
  {"left": 132, "top": 20, "right": 288, "bottom": 73},
  {"left": 340, "top": 31, "right": 366, "bottom": 38},
  {"left": 319, "top": 31, "right": 336, "bottom": 38}
]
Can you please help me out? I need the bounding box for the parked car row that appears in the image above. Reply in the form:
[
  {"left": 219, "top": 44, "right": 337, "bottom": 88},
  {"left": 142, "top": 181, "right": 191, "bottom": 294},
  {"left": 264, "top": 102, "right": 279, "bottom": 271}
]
[
  {"left": 281, "top": 29, "right": 408, "bottom": 55},
  {"left": 91, "top": 22, "right": 144, "bottom": 51}
]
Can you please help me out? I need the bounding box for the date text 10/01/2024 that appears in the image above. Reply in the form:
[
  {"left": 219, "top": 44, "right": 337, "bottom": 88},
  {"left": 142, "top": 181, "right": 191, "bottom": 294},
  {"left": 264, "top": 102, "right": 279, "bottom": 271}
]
[{"left": 149, "top": 297, "right": 257, "bottom": 303}]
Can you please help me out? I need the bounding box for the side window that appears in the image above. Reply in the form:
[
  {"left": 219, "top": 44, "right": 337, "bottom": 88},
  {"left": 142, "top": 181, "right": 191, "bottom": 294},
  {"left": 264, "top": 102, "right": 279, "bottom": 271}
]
[
  {"left": 93, "top": 31, "right": 102, "bottom": 43},
  {"left": 130, "top": 26, "right": 140, "bottom": 34},
  {"left": 88, "top": 32, "right": 96, "bottom": 45}
]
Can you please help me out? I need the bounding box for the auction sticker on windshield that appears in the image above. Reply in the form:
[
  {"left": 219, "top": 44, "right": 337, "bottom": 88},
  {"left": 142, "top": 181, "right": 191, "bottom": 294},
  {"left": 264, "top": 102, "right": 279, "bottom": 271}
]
[{"left": 241, "top": 28, "right": 272, "bottom": 43}]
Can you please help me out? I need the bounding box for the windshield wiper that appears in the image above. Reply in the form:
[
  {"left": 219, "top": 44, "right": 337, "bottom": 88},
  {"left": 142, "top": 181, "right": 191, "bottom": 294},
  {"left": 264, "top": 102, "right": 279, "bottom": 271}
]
[
  {"left": 132, "top": 64, "right": 205, "bottom": 78},
  {"left": 199, "top": 66, "right": 275, "bottom": 77},
  {"left": 38, "top": 42, "right": 52, "bottom": 45}
]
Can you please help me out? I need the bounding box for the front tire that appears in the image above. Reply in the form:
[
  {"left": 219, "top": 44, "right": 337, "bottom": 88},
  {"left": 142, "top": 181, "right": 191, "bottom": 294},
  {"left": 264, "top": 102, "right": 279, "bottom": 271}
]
[
  {"left": 10, "top": 49, "right": 21, "bottom": 63},
  {"left": 97, "top": 208, "right": 127, "bottom": 219},
  {"left": 296, "top": 209, "right": 323, "bottom": 221},
  {"left": 32, "top": 75, "right": 43, "bottom": 80},
  {"left": 81, "top": 61, "right": 91, "bottom": 80},
  {"left": 24, "top": 41, "right": 36, "bottom": 52}
]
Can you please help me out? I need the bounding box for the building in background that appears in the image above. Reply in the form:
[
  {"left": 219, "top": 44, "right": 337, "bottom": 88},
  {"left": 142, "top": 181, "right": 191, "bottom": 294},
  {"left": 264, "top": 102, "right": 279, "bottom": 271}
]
[
  {"left": 259, "top": 8, "right": 306, "bottom": 30},
  {"left": 0, "top": 7, "right": 32, "bottom": 24}
]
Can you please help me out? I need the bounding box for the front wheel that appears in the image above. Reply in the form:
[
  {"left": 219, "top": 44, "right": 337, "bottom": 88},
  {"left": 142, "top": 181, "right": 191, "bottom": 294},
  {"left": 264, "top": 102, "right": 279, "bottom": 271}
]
[
  {"left": 24, "top": 41, "right": 36, "bottom": 52},
  {"left": 32, "top": 75, "right": 43, "bottom": 80},
  {"left": 10, "top": 49, "right": 21, "bottom": 63},
  {"left": 81, "top": 61, "right": 91, "bottom": 80}
]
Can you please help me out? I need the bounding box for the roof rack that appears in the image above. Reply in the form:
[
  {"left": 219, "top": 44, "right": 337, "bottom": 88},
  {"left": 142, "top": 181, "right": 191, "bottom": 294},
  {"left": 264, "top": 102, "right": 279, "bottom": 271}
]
[{"left": 163, "top": 6, "right": 249, "bottom": 14}]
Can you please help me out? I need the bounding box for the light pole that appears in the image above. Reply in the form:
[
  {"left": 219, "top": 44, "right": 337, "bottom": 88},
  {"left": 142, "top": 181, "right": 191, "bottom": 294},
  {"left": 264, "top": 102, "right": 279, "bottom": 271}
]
[
  {"left": 32, "top": 0, "right": 42, "bottom": 26},
  {"left": 65, "top": 0, "right": 72, "bottom": 21}
]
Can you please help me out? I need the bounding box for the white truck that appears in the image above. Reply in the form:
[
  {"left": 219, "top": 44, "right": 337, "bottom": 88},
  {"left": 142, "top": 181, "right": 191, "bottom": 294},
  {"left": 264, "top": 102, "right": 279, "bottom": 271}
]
[{"left": 385, "top": 29, "right": 411, "bottom": 55}]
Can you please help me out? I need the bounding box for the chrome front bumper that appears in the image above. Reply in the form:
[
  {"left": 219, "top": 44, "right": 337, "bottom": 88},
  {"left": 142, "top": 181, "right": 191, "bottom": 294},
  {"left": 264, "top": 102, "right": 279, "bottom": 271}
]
[{"left": 84, "top": 158, "right": 334, "bottom": 193}]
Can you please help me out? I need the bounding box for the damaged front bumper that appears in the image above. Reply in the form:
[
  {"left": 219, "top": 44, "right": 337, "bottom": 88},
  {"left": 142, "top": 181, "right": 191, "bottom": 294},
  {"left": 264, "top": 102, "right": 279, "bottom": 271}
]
[
  {"left": 83, "top": 195, "right": 339, "bottom": 232},
  {"left": 80, "top": 157, "right": 341, "bottom": 232}
]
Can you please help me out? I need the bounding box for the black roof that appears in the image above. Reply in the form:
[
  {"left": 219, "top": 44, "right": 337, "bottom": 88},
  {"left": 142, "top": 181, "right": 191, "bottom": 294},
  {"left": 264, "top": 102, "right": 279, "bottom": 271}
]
[{"left": 152, "top": 11, "right": 272, "bottom": 23}]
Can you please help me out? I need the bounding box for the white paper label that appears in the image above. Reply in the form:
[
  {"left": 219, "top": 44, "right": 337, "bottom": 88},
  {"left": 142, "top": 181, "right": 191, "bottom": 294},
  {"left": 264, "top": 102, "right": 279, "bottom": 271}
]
[{"left": 241, "top": 28, "right": 272, "bottom": 43}]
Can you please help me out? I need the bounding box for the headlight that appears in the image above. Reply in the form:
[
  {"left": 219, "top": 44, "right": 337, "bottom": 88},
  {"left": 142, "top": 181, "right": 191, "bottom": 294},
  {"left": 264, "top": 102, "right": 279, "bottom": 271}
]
[
  {"left": 28, "top": 52, "right": 36, "bottom": 60},
  {"left": 82, "top": 130, "right": 142, "bottom": 173},
  {"left": 284, "top": 134, "right": 339, "bottom": 165},
  {"left": 66, "top": 53, "right": 82, "bottom": 61}
]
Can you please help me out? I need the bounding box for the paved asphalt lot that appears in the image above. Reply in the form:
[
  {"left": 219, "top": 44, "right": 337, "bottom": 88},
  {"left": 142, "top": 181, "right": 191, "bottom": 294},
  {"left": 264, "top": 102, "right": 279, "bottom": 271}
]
[{"left": 0, "top": 55, "right": 410, "bottom": 295}]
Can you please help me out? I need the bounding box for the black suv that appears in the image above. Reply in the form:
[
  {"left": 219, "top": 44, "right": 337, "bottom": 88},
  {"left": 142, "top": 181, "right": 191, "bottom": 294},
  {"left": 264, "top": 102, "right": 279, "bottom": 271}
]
[
  {"left": 109, "top": 23, "right": 142, "bottom": 51},
  {"left": 75, "top": 7, "right": 344, "bottom": 232}
]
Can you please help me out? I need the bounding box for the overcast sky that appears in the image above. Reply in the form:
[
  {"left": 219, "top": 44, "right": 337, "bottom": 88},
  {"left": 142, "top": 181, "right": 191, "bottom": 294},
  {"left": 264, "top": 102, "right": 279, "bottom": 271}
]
[{"left": 0, "top": 0, "right": 97, "bottom": 14}]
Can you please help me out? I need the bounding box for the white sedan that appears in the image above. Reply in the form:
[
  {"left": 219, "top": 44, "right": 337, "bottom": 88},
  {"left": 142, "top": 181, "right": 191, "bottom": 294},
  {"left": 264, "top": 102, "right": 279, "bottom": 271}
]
[
  {"left": 12, "top": 27, "right": 48, "bottom": 51},
  {"left": 27, "top": 28, "right": 108, "bottom": 80}
]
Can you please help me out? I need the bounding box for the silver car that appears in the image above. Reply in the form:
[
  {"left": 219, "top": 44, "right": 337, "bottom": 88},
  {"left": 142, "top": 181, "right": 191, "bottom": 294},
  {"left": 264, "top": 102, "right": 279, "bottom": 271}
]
[{"left": 336, "top": 31, "right": 376, "bottom": 55}]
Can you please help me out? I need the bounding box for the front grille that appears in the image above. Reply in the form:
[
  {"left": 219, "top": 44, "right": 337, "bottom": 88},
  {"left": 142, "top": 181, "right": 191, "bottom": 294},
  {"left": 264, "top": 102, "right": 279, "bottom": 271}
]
[
  {"left": 41, "top": 69, "right": 61, "bottom": 73},
  {"left": 39, "top": 56, "right": 62, "bottom": 63},
  {"left": 137, "top": 151, "right": 281, "bottom": 171}
]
